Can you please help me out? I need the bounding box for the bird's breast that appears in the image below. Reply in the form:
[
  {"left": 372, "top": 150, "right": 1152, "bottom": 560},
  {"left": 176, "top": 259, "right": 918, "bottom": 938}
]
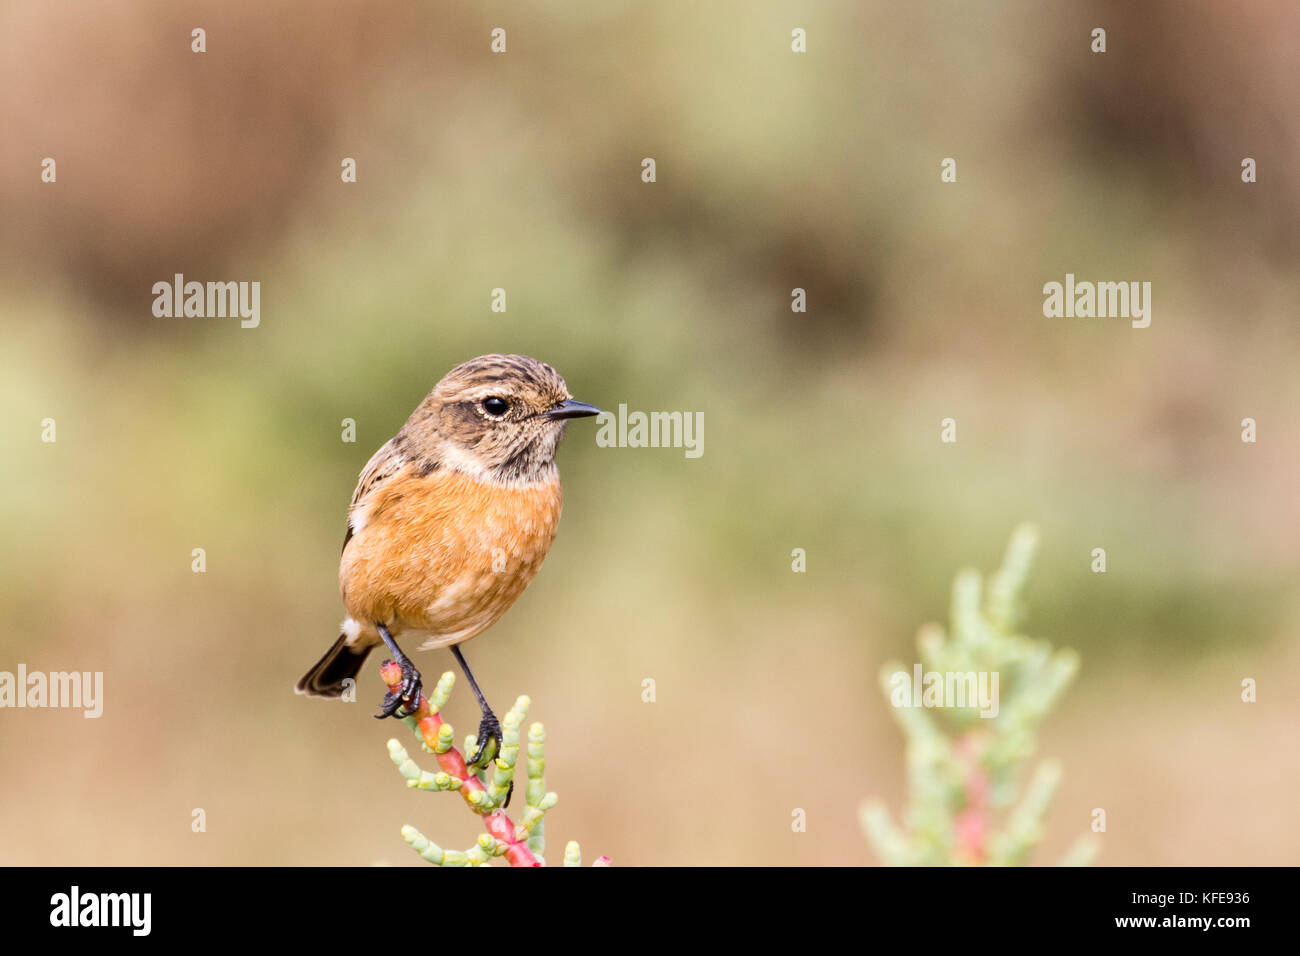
[{"left": 340, "top": 468, "right": 564, "bottom": 642}]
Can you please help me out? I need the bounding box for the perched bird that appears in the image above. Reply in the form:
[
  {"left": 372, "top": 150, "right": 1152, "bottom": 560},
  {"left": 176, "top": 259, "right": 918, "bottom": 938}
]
[{"left": 296, "top": 353, "right": 600, "bottom": 771}]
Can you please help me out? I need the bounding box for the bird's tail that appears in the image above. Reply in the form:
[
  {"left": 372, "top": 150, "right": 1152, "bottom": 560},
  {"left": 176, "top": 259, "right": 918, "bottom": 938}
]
[{"left": 295, "top": 633, "right": 373, "bottom": 698}]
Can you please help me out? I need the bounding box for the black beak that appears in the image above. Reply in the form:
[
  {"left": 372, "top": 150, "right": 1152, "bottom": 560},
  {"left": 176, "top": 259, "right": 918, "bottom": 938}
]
[{"left": 544, "top": 399, "right": 602, "bottom": 421}]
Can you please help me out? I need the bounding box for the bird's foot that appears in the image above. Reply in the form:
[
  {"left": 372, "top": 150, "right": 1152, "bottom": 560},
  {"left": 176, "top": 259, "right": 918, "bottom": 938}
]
[
  {"left": 466, "top": 710, "right": 503, "bottom": 770},
  {"left": 468, "top": 711, "right": 513, "bottom": 808},
  {"left": 373, "top": 657, "right": 422, "bottom": 719}
]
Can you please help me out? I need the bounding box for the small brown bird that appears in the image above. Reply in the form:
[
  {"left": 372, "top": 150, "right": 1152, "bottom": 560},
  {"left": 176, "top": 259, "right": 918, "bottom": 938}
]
[{"left": 296, "top": 354, "right": 599, "bottom": 768}]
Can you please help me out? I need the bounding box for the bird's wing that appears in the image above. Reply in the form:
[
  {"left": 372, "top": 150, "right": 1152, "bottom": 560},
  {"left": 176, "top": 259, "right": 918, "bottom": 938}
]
[{"left": 343, "top": 438, "right": 408, "bottom": 551}]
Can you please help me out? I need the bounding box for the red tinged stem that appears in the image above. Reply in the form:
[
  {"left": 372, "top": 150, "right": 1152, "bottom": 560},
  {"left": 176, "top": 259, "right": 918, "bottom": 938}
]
[
  {"left": 381, "top": 660, "right": 541, "bottom": 867},
  {"left": 953, "top": 732, "right": 990, "bottom": 865}
]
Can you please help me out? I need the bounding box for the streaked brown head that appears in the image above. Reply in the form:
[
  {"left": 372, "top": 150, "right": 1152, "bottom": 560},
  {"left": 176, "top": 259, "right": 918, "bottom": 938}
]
[{"left": 401, "top": 354, "right": 600, "bottom": 483}]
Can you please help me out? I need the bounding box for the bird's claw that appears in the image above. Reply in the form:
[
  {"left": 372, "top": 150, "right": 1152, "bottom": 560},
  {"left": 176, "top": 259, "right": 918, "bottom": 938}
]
[
  {"left": 372, "top": 657, "right": 422, "bottom": 719},
  {"left": 466, "top": 711, "right": 503, "bottom": 770},
  {"left": 470, "top": 714, "right": 513, "bottom": 807}
]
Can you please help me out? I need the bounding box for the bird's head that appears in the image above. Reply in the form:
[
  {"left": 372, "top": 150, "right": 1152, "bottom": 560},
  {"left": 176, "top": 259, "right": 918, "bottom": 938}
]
[{"left": 405, "top": 354, "right": 600, "bottom": 483}]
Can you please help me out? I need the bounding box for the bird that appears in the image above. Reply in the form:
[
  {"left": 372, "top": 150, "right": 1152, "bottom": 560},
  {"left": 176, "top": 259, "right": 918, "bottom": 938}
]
[{"left": 296, "top": 353, "right": 600, "bottom": 775}]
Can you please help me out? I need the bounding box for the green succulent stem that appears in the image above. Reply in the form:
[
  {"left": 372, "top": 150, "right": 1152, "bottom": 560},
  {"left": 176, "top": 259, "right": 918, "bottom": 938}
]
[
  {"left": 863, "top": 524, "right": 1100, "bottom": 866},
  {"left": 380, "top": 662, "right": 608, "bottom": 866}
]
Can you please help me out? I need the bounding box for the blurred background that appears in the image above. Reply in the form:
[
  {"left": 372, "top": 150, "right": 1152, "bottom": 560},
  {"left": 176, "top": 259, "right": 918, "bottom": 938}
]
[{"left": 1, "top": 0, "right": 1297, "bottom": 866}]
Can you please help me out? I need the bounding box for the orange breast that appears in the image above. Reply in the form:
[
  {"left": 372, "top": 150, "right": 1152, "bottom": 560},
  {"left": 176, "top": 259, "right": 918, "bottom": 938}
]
[{"left": 340, "top": 469, "right": 563, "bottom": 645}]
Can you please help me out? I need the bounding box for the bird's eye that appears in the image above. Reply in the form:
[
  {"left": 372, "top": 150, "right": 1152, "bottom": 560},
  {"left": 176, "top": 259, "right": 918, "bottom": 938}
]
[{"left": 481, "top": 397, "right": 509, "bottom": 417}]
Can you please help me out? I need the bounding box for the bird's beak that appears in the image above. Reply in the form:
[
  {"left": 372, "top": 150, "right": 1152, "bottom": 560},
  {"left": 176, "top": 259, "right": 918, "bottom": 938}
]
[{"left": 544, "top": 399, "right": 602, "bottom": 421}]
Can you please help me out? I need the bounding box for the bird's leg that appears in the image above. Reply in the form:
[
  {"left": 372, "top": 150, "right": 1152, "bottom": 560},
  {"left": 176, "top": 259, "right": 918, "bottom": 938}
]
[
  {"left": 373, "top": 623, "right": 422, "bottom": 719},
  {"left": 451, "top": 645, "right": 512, "bottom": 806}
]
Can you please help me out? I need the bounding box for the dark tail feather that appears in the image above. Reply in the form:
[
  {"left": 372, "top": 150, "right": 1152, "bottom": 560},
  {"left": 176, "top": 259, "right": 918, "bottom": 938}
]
[{"left": 295, "top": 634, "right": 373, "bottom": 698}]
